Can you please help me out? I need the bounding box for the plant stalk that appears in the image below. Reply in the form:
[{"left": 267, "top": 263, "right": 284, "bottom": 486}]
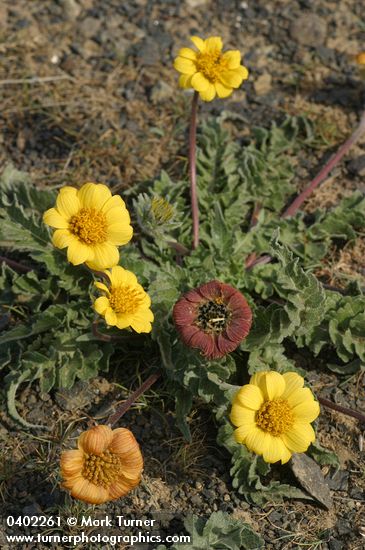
[
  {"left": 0, "top": 255, "right": 32, "bottom": 273},
  {"left": 106, "top": 372, "right": 160, "bottom": 427},
  {"left": 245, "top": 110, "right": 365, "bottom": 270},
  {"left": 318, "top": 396, "right": 365, "bottom": 423},
  {"left": 189, "top": 91, "right": 200, "bottom": 250},
  {"left": 283, "top": 110, "right": 365, "bottom": 218}
]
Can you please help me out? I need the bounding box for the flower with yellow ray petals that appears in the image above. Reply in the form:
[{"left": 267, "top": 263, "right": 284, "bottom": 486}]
[
  {"left": 94, "top": 266, "right": 154, "bottom": 333},
  {"left": 230, "top": 371, "right": 320, "bottom": 464},
  {"left": 173, "top": 35, "right": 249, "bottom": 101},
  {"left": 60, "top": 425, "right": 143, "bottom": 504},
  {"left": 43, "top": 182, "right": 133, "bottom": 270}
]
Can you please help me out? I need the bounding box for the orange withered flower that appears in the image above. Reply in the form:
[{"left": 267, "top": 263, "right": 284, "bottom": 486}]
[
  {"left": 173, "top": 280, "right": 252, "bottom": 360},
  {"left": 60, "top": 425, "right": 143, "bottom": 504}
]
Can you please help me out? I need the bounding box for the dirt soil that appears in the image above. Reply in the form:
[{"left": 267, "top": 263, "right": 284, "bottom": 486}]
[{"left": 0, "top": 1, "right": 365, "bottom": 549}]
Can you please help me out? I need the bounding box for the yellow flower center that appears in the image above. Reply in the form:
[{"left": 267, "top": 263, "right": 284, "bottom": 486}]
[
  {"left": 82, "top": 450, "right": 122, "bottom": 488},
  {"left": 256, "top": 399, "right": 294, "bottom": 436},
  {"left": 109, "top": 285, "right": 143, "bottom": 314},
  {"left": 69, "top": 208, "right": 107, "bottom": 245},
  {"left": 195, "top": 50, "right": 228, "bottom": 82}
]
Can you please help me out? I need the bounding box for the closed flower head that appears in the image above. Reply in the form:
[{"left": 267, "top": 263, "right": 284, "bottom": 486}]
[
  {"left": 43, "top": 183, "right": 133, "bottom": 270},
  {"left": 60, "top": 425, "right": 143, "bottom": 504},
  {"left": 94, "top": 266, "right": 154, "bottom": 333},
  {"left": 174, "top": 36, "right": 248, "bottom": 101},
  {"left": 173, "top": 280, "right": 252, "bottom": 359},
  {"left": 230, "top": 371, "right": 320, "bottom": 464}
]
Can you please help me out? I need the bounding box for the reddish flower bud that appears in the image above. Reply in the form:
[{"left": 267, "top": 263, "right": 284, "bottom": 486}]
[{"left": 173, "top": 280, "right": 252, "bottom": 360}]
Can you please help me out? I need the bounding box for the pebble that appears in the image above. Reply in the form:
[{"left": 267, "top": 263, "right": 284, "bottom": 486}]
[
  {"left": 186, "top": 0, "right": 209, "bottom": 7},
  {"left": 0, "top": 4, "right": 8, "bottom": 30},
  {"left": 60, "top": 0, "right": 82, "bottom": 20},
  {"left": 150, "top": 81, "right": 174, "bottom": 104},
  {"left": 254, "top": 73, "right": 272, "bottom": 96},
  {"left": 22, "top": 503, "right": 42, "bottom": 516},
  {"left": 348, "top": 155, "right": 365, "bottom": 177},
  {"left": 79, "top": 16, "right": 102, "bottom": 38},
  {"left": 328, "top": 540, "right": 343, "bottom": 550},
  {"left": 190, "top": 495, "right": 203, "bottom": 507},
  {"left": 135, "top": 37, "right": 161, "bottom": 65},
  {"left": 290, "top": 14, "right": 327, "bottom": 46}
]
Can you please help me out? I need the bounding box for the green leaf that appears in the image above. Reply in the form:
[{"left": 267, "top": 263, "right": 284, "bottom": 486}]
[
  {"left": 157, "top": 511, "right": 264, "bottom": 550},
  {"left": 308, "top": 441, "right": 340, "bottom": 467}
]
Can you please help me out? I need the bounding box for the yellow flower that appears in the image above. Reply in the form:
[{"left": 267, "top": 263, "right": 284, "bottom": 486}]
[
  {"left": 61, "top": 425, "right": 143, "bottom": 504},
  {"left": 94, "top": 266, "right": 154, "bottom": 333},
  {"left": 355, "top": 52, "right": 365, "bottom": 65},
  {"left": 173, "top": 36, "right": 248, "bottom": 101},
  {"left": 230, "top": 371, "right": 320, "bottom": 464},
  {"left": 43, "top": 182, "right": 133, "bottom": 270}
]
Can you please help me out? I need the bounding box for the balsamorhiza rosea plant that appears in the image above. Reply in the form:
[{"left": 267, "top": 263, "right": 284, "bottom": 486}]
[{"left": 1, "top": 32, "right": 365, "bottom": 513}]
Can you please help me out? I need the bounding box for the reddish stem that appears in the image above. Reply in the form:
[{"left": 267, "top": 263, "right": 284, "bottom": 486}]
[
  {"left": 92, "top": 320, "right": 113, "bottom": 342},
  {"left": 283, "top": 111, "right": 365, "bottom": 218},
  {"left": 189, "top": 91, "right": 200, "bottom": 250},
  {"left": 245, "top": 111, "right": 365, "bottom": 270},
  {"left": 318, "top": 396, "right": 365, "bottom": 423},
  {"left": 249, "top": 202, "right": 262, "bottom": 229},
  {"left": 107, "top": 373, "right": 160, "bottom": 427},
  {"left": 0, "top": 255, "right": 31, "bottom": 273}
]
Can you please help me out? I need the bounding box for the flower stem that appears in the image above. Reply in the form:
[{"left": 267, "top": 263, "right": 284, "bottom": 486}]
[
  {"left": 189, "top": 91, "right": 200, "bottom": 250},
  {"left": 106, "top": 372, "right": 160, "bottom": 427},
  {"left": 92, "top": 320, "right": 113, "bottom": 342},
  {"left": 245, "top": 110, "right": 365, "bottom": 270},
  {"left": 0, "top": 255, "right": 31, "bottom": 273},
  {"left": 318, "top": 396, "right": 365, "bottom": 423},
  {"left": 283, "top": 110, "right": 365, "bottom": 218}
]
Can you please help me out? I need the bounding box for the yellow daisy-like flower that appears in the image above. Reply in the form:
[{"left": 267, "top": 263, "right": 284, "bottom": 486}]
[
  {"left": 94, "top": 266, "right": 154, "bottom": 333},
  {"left": 230, "top": 371, "right": 320, "bottom": 464},
  {"left": 355, "top": 52, "right": 365, "bottom": 65},
  {"left": 43, "top": 182, "right": 133, "bottom": 270},
  {"left": 173, "top": 35, "right": 249, "bottom": 101},
  {"left": 61, "top": 425, "right": 143, "bottom": 505}
]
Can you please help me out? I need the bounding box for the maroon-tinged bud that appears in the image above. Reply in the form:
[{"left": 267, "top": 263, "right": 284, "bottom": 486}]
[{"left": 173, "top": 280, "right": 252, "bottom": 360}]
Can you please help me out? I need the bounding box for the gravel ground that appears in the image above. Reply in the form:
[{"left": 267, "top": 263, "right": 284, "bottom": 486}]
[{"left": 0, "top": 1, "right": 365, "bottom": 549}]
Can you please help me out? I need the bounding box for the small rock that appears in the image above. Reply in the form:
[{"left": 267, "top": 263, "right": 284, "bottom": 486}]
[
  {"left": 79, "top": 16, "right": 102, "bottom": 38},
  {"left": 55, "top": 381, "right": 94, "bottom": 411},
  {"left": 327, "top": 469, "right": 349, "bottom": 491},
  {"left": 60, "top": 0, "right": 82, "bottom": 20},
  {"left": 336, "top": 519, "right": 352, "bottom": 536},
  {"left": 80, "top": 39, "right": 100, "bottom": 59},
  {"left": 290, "top": 453, "right": 333, "bottom": 509},
  {"left": 135, "top": 37, "right": 160, "bottom": 65},
  {"left": 150, "top": 81, "right": 174, "bottom": 104},
  {"left": 290, "top": 14, "right": 327, "bottom": 46},
  {"left": 253, "top": 73, "right": 272, "bottom": 96},
  {"left": 0, "top": 5, "right": 8, "bottom": 30},
  {"left": 269, "top": 511, "right": 282, "bottom": 523},
  {"left": 114, "top": 39, "right": 131, "bottom": 60},
  {"left": 190, "top": 495, "right": 203, "bottom": 507},
  {"left": 186, "top": 0, "right": 209, "bottom": 6},
  {"left": 105, "top": 14, "right": 124, "bottom": 30},
  {"left": 216, "top": 482, "right": 228, "bottom": 495},
  {"left": 329, "top": 540, "right": 343, "bottom": 550},
  {"left": 22, "top": 503, "right": 42, "bottom": 516},
  {"left": 348, "top": 155, "right": 365, "bottom": 177}
]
